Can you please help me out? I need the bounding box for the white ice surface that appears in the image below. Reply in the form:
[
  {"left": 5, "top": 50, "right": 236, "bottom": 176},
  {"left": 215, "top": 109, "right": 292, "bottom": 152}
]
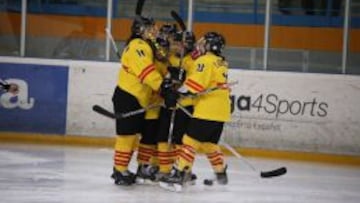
[{"left": 0, "top": 143, "right": 359, "bottom": 203}]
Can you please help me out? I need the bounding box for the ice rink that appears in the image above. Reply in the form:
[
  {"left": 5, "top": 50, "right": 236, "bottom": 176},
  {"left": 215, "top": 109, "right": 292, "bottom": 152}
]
[{"left": 1, "top": 143, "right": 359, "bottom": 203}]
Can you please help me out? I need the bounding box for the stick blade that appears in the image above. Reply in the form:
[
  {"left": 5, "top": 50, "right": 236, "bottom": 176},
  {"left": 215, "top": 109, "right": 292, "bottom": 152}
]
[
  {"left": 135, "top": 0, "right": 145, "bottom": 15},
  {"left": 260, "top": 167, "right": 287, "bottom": 178},
  {"left": 92, "top": 105, "right": 116, "bottom": 119},
  {"left": 170, "top": 10, "right": 186, "bottom": 31}
]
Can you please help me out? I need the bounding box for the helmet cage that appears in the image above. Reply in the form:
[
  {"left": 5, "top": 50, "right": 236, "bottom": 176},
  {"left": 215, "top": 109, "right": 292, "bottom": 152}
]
[
  {"left": 159, "top": 23, "right": 177, "bottom": 39},
  {"left": 131, "top": 16, "right": 155, "bottom": 36},
  {"left": 203, "top": 32, "right": 225, "bottom": 55},
  {"left": 173, "top": 31, "right": 196, "bottom": 53}
]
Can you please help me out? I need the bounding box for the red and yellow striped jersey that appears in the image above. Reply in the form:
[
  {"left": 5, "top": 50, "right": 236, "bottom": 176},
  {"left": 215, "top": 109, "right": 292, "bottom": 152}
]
[
  {"left": 184, "top": 52, "right": 231, "bottom": 122},
  {"left": 117, "top": 38, "right": 163, "bottom": 108}
]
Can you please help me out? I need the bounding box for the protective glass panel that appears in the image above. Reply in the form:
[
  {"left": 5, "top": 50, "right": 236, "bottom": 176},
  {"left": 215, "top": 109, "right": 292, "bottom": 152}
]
[
  {"left": 347, "top": 0, "right": 360, "bottom": 75},
  {"left": 25, "top": 0, "right": 107, "bottom": 61},
  {"left": 109, "top": 0, "right": 182, "bottom": 62},
  {"left": 193, "top": 0, "right": 264, "bottom": 70},
  {"left": 0, "top": 0, "right": 22, "bottom": 56},
  {"left": 268, "top": 0, "right": 344, "bottom": 74}
]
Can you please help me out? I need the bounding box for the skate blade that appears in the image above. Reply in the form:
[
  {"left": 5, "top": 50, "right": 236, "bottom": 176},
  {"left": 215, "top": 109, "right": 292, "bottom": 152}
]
[
  {"left": 136, "top": 177, "right": 157, "bottom": 185},
  {"left": 185, "top": 180, "right": 196, "bottom": 186},
  {"left": 159, "top": 181, "right": 183, "bottom": 192}
]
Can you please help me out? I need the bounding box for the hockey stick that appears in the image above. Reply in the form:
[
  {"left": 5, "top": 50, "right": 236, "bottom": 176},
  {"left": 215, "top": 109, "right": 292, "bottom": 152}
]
[
  {"left": 105, "top": 28, "right": 121, "bottom": 58},
  {"left": 92, "top": 103, "right": 161, "bottom": 120},
  {"left": 105, "top": 0, "right": 146, "bottom": 59},
  {"left": 166, "top": 10, "right": 188, "bottom": 147},
  {"left": 203, "top": 143, "right": 287, "bottom": 185},
  {"left": 93, "top": 81, "right": 238, "bottom": 120},
  {"left": 174, "top": 81, "right": 287, "bottom": 180},
  {"left": 192, "top": 80, "right": 238, "bottom": 97},
  {"left": 221, "top": 142, "right": 287, "bottom": 178},
  {"left": 93, "top": 79, "right": 237, "bottom": 120},
  {"left": 135, "top": 0, "right": 145, "bottom": 16},
  {"left": 167, "top": 106, "right": 177, "bottom": 147},
  {"left": 170, "top": 10, "right": 186, "bottom": 31}
]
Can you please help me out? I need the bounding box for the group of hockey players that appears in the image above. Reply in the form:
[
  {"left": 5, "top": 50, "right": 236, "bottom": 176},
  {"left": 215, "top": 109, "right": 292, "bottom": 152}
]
[{"left": 110, "top": 12, "right": 231, "bottom": 192}]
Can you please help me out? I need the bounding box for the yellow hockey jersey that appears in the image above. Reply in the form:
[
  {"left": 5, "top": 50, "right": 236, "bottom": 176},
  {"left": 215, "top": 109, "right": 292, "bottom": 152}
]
[
  {"left": 117, "top": 38, "right": 163, "bottom": 108},
  {"left": 145, "top": 59, "right": 168, "bottom": 119},
  {"left": 168, "top": 53, "right": 195, "bottom": 107},
  {"left": 184, "top": 52, "right": 231, "bottom": 122}
]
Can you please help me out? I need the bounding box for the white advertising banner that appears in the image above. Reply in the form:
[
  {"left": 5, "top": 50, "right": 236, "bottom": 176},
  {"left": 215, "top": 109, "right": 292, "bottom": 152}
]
[
  {"left": 66, "top": 61, "right": 118, "bottom": 136},
  {"left": 225, "top": 70, "right": 360, "bottom": 155},
  {"left": 11, "top": 55, "right": 357, "bottom": 155}
]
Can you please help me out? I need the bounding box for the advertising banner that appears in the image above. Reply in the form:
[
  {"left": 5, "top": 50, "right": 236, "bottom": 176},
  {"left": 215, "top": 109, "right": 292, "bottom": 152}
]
[
  {"left": 66, "top": 61, "right": 117, "bottom": 136},
  {"left": 0, "top": 63, "right": 68, "bottom": 134},
  {"left": 225, "top": 70, "right": 360, "bottom": 155}
]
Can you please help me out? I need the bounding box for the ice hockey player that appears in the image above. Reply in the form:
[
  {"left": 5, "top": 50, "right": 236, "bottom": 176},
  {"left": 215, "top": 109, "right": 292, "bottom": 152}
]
[
  {"left": 111, "top": 15, "right": 158, "bottom": 186},
  {"left": 111, "top": 15, "right": 173, "bottom": 186},
  {"left": 159, "top": 32, "right": 231, "bottom": 192},
  {"left": 134, "top": 35, "right": 171, "bottom": 184},
  {"left": 156, "top": 30, "right": 197, "bottom": 181}
]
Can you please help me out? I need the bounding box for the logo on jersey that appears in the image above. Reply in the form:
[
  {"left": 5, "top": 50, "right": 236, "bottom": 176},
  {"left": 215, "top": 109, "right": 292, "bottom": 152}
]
[
  {"left": 136, "top": 49, "right": 146, "bottom": 57},
  {"left": 0, "top": 78, "right": 35, "bottom": 110},
  {"left": 197, "top": 63, "right": 205, "bottom": 72}
]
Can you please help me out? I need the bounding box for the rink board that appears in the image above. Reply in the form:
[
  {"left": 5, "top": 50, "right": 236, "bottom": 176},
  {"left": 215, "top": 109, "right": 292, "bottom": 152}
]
[
  {"left": 0, "top": 62, "right": 68, "bottom": 134},
  {"left": 226, "top": 70, "right": 360, "bottom": 155},
  {"left": 0, "top": 57, "right": 359, "bottom": 155}
]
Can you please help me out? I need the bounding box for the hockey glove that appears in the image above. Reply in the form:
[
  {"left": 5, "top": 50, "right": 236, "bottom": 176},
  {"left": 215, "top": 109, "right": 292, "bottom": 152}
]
[
  {"left": 160, "top": 79, "right": 179, "bottom": 109},
  {"left": 160, "top": 78, "right": 173, "bottom": 96},
  {"left": 167, "top": 66, "right": 186, "bottom": 84}
]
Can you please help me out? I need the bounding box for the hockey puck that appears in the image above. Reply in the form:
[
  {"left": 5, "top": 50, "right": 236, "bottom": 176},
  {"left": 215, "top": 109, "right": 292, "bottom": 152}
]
[{"left": 203, "top": 179, "right": 213, "bottom": 186}]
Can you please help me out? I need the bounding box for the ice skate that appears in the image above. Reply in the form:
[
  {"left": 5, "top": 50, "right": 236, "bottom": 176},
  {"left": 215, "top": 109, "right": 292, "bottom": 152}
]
[
  {"left": 135, "top": 164, "right": 159, "bottom": 184},
  {"left": 158, "top": 167, "right": 191, "bottom": 192},
  {"left": 111, "top": 167, "right": 136, "bottom": 186}
]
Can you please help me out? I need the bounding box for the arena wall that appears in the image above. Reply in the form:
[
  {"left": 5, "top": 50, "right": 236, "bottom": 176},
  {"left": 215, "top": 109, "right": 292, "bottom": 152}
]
[
  {"left": 1, "top": 57, "right": 359, "bottom": 156},
  {"left": 1, "top": 12, "right": 360, "bottom": 52}
]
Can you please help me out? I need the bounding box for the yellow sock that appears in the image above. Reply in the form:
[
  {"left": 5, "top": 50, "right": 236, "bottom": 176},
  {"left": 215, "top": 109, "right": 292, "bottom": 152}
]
[
  {"left": 202, "top": 142, "right": 226, "bottom": 173},
  {"left": 176, "top": 135, "right": 201, "bottom": 171},
  {"left": 113, "top": 135, "right": 138, "bottom": 172},
  {"left": 137, "top": 143, "right": 156, "bottom": 165},
  {"left": 157, "top": 142, "right": 175, "bottom": 173},
  {"left": 150, "top": 148, "right": 159, "bottom": 166},
  {"left": 174, "top": 144, "right": 182, "bottom": 158}
]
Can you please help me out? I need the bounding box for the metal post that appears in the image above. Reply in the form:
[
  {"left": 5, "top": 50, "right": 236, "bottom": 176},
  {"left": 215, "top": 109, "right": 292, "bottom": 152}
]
[
  {"left": 342, "top": 0, "right": 351, "bottom": 74},
  {"left": 263, "top": 0, "right": 272, "bottom": 70},
  {"left": 187, "top": 0, "right": 194, "bottom": 31},
  {"left": 20, "top": 0, "right": 27, "bottom": 57},
  {"left": 105, "top": 0, "right": 113, "bottom": 61}
]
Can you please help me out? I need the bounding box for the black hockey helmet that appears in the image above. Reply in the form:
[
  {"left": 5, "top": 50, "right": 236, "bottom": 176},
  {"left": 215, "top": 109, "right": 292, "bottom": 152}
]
[
  {"left": 203, "top": 32, "right": 225, "bottom": 55},
  {"left": 131, "top": 15, "right": 155, "bottom": 36},
  {"left": 159, "top": 23, "right": 177, "bottom": 37},
  {"left": 174, "top": 31, "right": 196, "bottom": 53},
  {"left": 156, "top": 36, "right": 170, "bottom": 49},
  {"left": 154, "top": 36, "right": 170, "bottom": 61}
]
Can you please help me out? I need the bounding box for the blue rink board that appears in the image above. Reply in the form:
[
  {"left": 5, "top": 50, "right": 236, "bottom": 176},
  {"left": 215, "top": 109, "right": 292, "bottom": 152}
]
[{"left": 0, "top": 63, "right": 68, "bottom": 134}]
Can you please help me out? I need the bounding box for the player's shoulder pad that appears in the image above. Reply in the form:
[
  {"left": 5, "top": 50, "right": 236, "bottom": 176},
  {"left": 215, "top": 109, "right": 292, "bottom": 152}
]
[
  {"left": 194, "top": 53, "right": 209, "bottom": 64},
  {"left": 214, "top": 55, "right": 229, "bottom": 68},
  {"left": 130, "top": 38, "right": 153, "bottom": 52}
]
